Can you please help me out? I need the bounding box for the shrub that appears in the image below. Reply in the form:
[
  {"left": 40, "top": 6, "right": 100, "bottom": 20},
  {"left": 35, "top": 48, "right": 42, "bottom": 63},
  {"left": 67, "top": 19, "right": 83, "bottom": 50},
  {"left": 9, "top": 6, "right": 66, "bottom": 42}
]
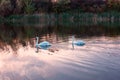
[{"left": 23, "top": 0, "right": 35, "bottom": 14}]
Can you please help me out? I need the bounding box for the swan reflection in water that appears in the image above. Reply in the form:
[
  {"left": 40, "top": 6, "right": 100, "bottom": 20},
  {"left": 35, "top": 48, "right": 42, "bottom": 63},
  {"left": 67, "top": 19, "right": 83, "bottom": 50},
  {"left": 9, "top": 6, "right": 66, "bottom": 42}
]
[{"left": 35, "top": 37, "right": 51, "bottom": 53}]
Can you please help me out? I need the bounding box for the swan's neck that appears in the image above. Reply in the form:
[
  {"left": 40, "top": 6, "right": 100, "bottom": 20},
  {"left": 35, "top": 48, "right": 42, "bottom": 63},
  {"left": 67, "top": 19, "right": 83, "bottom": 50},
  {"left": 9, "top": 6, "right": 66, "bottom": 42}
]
[
  {"left": 72, "top": 36, "right": 74, "bottom": 49},
  {"left": 36, "top": 37, "right": 39, "bottom": 45},
  {"left": 72, "top": 36, "right": 74, "bottom": 43},
  {"left": 35, "top": 37, "right": 39, "bottom": 53}
]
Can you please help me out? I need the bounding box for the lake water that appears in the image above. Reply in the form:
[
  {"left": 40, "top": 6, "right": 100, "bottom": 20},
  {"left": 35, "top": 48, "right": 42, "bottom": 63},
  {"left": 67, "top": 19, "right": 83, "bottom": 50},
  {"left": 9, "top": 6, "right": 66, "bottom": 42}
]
[{"left": 0, "top": 15, "right": 120, "bottom": 80}]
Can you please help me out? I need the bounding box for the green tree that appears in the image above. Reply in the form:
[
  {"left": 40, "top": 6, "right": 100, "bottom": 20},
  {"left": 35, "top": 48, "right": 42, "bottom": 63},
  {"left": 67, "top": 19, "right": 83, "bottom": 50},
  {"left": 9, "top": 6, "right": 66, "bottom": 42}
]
[{"left": 23, "top": 0, "right": 35, "bottom": 14}]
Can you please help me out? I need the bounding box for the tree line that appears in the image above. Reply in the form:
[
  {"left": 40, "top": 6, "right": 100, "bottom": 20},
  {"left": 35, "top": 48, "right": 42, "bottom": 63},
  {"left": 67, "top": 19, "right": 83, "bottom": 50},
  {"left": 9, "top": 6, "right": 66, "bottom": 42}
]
[{"left": 0, "top": 0, "right": 120, "bottom": 17}]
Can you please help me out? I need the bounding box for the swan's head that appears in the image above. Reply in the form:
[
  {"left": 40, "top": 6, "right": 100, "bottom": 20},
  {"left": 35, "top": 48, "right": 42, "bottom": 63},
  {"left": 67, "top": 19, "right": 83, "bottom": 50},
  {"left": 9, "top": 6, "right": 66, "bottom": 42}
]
[
  {"left": 36, "top": 37, "right": 39, "bottom": 40},
  {"left": 36, "top": 37, "right": 39, "bottom": 46}
]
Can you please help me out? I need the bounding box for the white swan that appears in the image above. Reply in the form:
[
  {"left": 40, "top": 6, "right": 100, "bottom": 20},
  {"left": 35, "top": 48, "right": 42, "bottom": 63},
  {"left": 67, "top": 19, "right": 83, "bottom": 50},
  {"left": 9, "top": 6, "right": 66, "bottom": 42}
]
[
  {"left": 35, "top": 37, "right": 51, "bottom": 52},
  {"left": 72, "top": 36, "right": 85, "bottom": 49}
]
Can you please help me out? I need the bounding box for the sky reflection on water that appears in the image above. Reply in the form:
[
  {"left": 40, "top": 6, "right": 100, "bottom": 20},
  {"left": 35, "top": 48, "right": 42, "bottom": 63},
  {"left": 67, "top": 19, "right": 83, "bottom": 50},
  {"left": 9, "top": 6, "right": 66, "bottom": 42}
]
[{"left": 0, "top": 36, "right": 120, "bottom": 80}]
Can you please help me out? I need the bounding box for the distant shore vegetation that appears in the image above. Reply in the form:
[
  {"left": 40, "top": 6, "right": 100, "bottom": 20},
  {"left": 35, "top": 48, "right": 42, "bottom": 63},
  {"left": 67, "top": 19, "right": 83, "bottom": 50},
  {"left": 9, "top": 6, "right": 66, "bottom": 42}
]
[{"left": 0, "top": 0, "right": 120, "bottom": 17}]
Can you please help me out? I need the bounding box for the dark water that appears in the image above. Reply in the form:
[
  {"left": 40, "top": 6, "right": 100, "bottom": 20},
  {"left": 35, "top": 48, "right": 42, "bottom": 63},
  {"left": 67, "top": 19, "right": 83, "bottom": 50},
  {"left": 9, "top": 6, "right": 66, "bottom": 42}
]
[
  {"left": 0, "top": 15, "right": 120, "bottom": 80},
  {"left": 0, "top": 21, "right": 120, "bottom": 52}
]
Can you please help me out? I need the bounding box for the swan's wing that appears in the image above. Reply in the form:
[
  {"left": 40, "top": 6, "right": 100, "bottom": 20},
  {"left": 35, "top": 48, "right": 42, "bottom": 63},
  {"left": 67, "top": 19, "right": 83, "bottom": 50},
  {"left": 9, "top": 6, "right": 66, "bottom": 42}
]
[
  {"left": 74, "top": 40, "right": 85, "bottom": 46},
  {"left": 39, "top": 41, "right": 51, "bottom": 46}
]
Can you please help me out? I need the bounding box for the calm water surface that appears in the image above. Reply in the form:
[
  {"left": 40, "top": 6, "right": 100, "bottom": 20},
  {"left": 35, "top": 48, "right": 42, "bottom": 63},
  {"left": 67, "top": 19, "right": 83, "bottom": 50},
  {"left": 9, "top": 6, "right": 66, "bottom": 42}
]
[{"left": 0, "top": 18, "right": 120, "bottom": 80}]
